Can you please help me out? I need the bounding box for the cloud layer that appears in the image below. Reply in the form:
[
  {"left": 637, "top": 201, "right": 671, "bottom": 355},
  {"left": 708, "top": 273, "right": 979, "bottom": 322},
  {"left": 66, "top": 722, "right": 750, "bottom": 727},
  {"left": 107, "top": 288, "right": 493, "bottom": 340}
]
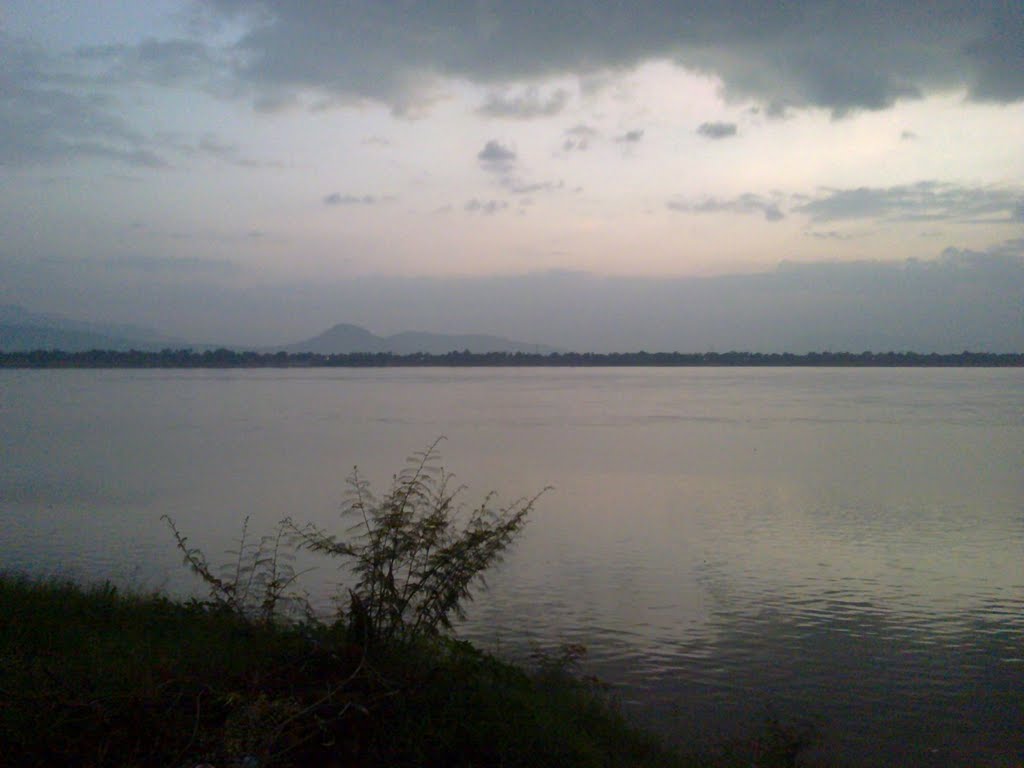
[
  {"left": 198, "top": 1, "right": 1023, "bottom": 114},
  {"left": 796, "top": 182, "right": 1024, "bottom": 223},
  {"left": 669, "top": 194, "right": 784, "bottom": 222},
  {"left": 668, "top": 182, "right": 1023, "bottom": 226}
]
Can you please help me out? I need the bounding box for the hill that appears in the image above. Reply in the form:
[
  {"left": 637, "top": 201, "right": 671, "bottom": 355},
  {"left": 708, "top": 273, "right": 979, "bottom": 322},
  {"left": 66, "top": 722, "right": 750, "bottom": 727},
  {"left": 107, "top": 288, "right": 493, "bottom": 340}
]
[
  {"left": 0, "top": 305, "right": 185, "bottom": 352},
  {"left": 281, "top": 322, "right": 556, "bottom": 354}
]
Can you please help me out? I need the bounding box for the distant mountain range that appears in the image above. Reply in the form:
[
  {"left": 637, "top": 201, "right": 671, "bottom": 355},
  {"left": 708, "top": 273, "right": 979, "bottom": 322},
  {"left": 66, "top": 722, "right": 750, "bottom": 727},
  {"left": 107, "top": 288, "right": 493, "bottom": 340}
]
[
  {"left": 278, "top": 323, "right": 558, "bottom": 355},
  {"left": 0, "top": 306, "right": 555, "bottom": 355},
  {"left": 0, "top": 305, "right": 188, "bottom": 352}
]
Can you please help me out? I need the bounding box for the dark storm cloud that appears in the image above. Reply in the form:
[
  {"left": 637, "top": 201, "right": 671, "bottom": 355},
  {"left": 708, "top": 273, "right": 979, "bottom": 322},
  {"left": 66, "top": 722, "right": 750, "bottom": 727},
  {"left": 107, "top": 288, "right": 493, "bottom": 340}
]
[
  {"left": 697, "top": 121, "right": 738, "bottom": 139},
  {"left": 197, "top": 1, "right": 1023, "bottom": 115},
  {"left": 478, "top": 87, "right": 571, "bottom": 119},
  {"left": 796, "top": 182, "right": 1024, "bottom": 223},
  {"left": 668, "top": 194, "right": 784, "bottom": 221}
]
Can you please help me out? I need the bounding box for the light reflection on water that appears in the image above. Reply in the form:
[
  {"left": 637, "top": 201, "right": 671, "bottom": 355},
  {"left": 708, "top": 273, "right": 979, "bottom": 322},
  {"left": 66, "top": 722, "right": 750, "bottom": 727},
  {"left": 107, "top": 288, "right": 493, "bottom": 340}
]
[{"left": 1, "top": 367, "right": 1022, "bottom": 766}]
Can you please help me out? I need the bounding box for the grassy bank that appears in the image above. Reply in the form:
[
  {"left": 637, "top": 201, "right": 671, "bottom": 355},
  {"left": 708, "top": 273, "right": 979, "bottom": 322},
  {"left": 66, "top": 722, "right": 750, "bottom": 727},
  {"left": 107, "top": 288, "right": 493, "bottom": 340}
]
[{"left": 1, "top": 573, "right": 700, "bottom": 767}]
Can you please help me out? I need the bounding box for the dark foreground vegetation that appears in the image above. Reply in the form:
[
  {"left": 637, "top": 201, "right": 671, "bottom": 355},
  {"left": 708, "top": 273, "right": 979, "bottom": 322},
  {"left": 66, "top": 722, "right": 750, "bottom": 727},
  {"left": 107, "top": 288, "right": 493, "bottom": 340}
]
[
  {"left": 0, "top": 444, "right": 813, "bottom": 767},
  {"left": 2, "top": 348, "right": 1022, "bottom": 368},
  {"left": 0, "top": 577, "right": 820, "bottom": 768},
  {"left": 1, "top": 575, "right": 705, "bottom": 768}
]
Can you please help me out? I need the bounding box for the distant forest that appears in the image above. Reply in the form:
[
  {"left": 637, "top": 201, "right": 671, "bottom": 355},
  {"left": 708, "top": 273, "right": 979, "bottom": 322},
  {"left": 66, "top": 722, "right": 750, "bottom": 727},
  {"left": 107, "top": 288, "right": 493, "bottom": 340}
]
[{"left": 2, "top": 349, "right": 1022, "bottom": 368}]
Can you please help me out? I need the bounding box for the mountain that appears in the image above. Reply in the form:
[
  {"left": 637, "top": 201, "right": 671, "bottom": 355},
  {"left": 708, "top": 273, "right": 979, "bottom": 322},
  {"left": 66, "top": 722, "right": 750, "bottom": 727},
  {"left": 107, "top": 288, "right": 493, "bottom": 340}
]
[
  {"left": 0, "top": 305, "right": 187, "bottom": 352},
  {"left": 281, "top": 323, "right": 556, "bottom": 354},
  {"left": 0, "top": 306, "right": 557, "bottom": 355}
]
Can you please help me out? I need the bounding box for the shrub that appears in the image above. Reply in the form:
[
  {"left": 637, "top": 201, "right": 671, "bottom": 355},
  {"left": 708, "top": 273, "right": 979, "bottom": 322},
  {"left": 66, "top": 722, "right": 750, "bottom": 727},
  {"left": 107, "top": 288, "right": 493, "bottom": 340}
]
[
  {"left": 287, "top": 438, "right": 548, "bottom": 645},
  {"left": 164, "top": 515, "right": 311, "bottom": 625},
  {"left": 166, "top": 439, "right": 547, "bottom": 645}
]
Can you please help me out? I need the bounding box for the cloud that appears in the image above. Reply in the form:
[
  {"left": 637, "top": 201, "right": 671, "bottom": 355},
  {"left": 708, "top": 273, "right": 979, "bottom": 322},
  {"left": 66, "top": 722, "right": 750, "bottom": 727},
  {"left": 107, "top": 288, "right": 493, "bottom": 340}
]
[
  {"left": 464, "top": 198, "right": 509, "bottom": 215},
  {"left": 194, "top": 1, "right": 1024, "bottom": 115},
  {"left": 7, "top": 3, "right": 1021, "bottom": 171},
  {"left": 474, "top": 139, "right": 562, "bottom": 196},
  {"left": 668, "top": 194, "right": 784, "bottom": 221},
  {"left": 963, "top": 7, "right": 1024, "bottom": 102},
  {"left": 796, "top": 182, "right": 1024, "bottom": 223},
  {"left": 0, "top": 39, "right": 170, "bottom": 168},
  {"left": 120, "top": 149, "right": 169, "bottom": 168},
  {"left": 566, "top": 124, "right": 598, "bottom": 137},
  {"left": 614, "top": 129, "right": 645, "bottom": 143},
  {"left": 991, "top": 237, "right": 1024, "bottom": 256},
  {"left": 563, "top": 124, "right": 598, "bottom": 152},
  {"left": 697, "top": 122, "right": 738, "bottom": 139},
  {"left": 941, "top": 238, "right": 1024, "bottom": 264},
  {"left": 668, "top": 182, "right": 1024, "bottom": 226},
  {"left": 479, "top": 87, "right": 570, "bottom": 119},
  {"left": 195, "top": 135, "right": 237, "bottom": 159},
  {"left": 77, "top": 38, "right": 220, "bottom": 88},
  {"left": 150, "top": 134, "right": 272, "bottom": 168},
  {"left": 805, "top": 230, "right": 857, "bottom": 241},
  {"left": 477, "top": 140, "right": 517, "bottom": 174},
  {"left": 323, "top": 193, "right": 389, "bottom": 206},
  {"left": 506, "top": 180, "right": 564, "bottom": 195}
]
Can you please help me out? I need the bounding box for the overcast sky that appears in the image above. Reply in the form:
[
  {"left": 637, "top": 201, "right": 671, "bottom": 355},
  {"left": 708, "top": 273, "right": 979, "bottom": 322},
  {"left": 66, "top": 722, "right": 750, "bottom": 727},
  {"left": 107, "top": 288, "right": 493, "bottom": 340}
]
[{"left": 1, "top": 1, "right": 1022, "bottom": 349}]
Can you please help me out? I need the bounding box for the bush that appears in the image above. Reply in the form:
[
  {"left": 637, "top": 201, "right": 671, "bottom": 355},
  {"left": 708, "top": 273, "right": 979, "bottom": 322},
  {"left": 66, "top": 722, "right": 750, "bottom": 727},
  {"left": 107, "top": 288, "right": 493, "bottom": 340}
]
[
  {"left": 287, "top": 438, "right": 548, "bottom": 645},
  {"left": 163, "top": 515, "right": 311, "bottom": 625},
  {"left": 166, "top": 439, "right": 547, "bottom": 646}
]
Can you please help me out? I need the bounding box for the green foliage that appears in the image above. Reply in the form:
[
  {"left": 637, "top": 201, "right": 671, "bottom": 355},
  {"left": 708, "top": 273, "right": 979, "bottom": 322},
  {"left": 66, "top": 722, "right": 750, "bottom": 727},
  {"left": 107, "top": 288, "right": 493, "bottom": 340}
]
[
  {"left": 163, "top": 515, "right": 311, "bottom": 625},
  {"left": 0, "top": 573, "right": 323, "bottom": 766},
  {"left": 287, "top": 438, "right": 548, "bottom": 645},
  {"left": 0, "top": 574, "right": 700, "bottom": 767},
  {"left": 164, "top": 440, "right": 545, "bottom": 646}
]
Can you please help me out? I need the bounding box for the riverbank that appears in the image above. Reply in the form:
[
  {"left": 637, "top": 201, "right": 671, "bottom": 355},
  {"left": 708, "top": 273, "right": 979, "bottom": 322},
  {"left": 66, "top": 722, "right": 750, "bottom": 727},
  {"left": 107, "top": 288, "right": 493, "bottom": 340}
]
[{"left": 0, "top": 574, "right": 818, "bottom": 767}]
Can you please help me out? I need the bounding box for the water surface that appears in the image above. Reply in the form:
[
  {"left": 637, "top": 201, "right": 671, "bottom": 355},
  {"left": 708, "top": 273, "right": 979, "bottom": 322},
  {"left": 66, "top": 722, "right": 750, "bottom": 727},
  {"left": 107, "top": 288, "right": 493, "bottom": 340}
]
[{"left": 2, "top": 368, "right": 1021, "bottom": 765}]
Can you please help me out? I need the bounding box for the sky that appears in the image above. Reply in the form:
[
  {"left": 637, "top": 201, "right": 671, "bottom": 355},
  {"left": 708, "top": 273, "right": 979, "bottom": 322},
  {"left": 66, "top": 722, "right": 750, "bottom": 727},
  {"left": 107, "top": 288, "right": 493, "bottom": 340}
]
[{"left": 1, "top": 1, "right": 1022, "bottom": 350}]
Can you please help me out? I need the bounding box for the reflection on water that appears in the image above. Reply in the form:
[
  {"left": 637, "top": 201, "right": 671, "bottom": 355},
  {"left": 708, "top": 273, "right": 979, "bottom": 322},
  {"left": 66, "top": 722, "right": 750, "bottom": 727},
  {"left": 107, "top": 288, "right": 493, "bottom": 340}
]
[{"left": 1, "top": 368, "right": 1022, "bottom": 766}]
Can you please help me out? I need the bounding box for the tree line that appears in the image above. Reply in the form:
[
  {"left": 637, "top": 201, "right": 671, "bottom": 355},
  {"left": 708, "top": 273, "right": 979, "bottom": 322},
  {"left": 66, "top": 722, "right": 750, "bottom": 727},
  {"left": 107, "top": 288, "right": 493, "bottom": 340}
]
[{"left": 1, "top": 348, "right": 1021, "bottom": 368}]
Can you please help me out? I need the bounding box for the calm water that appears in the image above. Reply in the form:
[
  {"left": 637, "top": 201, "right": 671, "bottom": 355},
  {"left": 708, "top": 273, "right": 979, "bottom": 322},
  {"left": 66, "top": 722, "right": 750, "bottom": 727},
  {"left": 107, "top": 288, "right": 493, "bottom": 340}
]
[{"left": 2, "top": 368, "right": 1022, "bottom": 765}]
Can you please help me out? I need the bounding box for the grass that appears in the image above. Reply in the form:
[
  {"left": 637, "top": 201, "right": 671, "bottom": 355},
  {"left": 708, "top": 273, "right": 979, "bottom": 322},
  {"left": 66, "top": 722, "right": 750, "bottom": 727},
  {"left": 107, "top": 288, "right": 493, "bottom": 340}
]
[{"left": 0, "top": 573, "right": 705, "bottom": 767}]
